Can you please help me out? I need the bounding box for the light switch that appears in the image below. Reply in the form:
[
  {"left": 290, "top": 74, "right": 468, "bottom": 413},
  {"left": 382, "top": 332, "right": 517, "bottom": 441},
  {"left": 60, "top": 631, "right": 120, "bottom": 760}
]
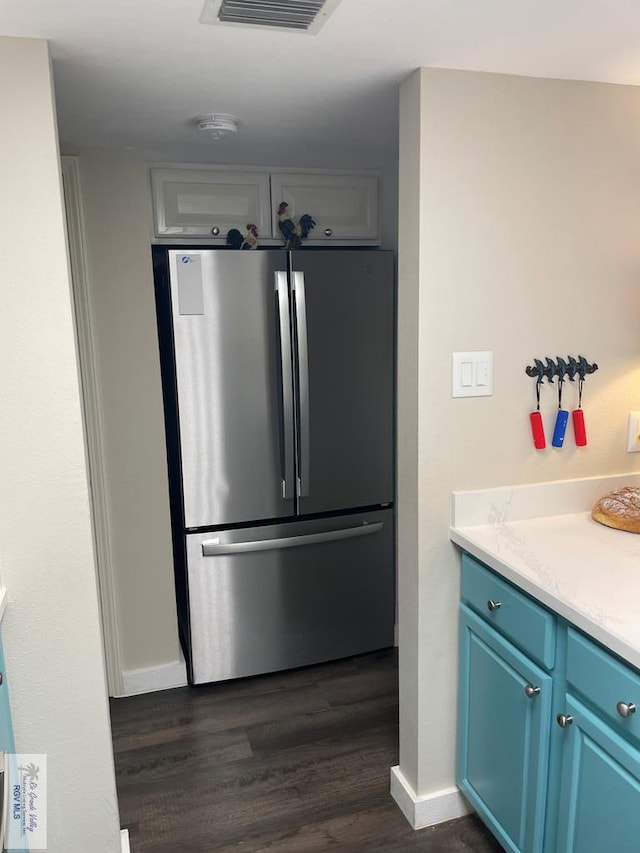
[{"left": 452, "top": 352, "right": 494, "bottom": 398}]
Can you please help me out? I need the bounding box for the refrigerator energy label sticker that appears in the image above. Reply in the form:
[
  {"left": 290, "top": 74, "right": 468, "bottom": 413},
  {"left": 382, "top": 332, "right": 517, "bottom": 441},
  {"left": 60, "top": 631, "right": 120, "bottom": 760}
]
[{"left": 177, "top": 255, "right": 205, "bottom": 315}]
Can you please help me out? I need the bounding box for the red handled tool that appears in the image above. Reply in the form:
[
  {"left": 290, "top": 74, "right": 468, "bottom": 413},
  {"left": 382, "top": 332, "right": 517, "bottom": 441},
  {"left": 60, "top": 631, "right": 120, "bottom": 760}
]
[
  {"left": 529, "top": 360, "right": 546, "bottom": 449},
  {"left": 572, "top": 401, "right": 587, "bottom": 446},
  {"left": 571, "top": 357, "right": 588, "bottom": 447}
]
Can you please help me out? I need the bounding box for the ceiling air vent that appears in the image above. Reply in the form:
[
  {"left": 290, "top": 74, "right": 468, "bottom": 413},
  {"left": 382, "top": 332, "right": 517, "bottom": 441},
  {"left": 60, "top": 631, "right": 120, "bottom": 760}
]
[{"left": 200, "top": 0, "right": 342, "bottom": 34}]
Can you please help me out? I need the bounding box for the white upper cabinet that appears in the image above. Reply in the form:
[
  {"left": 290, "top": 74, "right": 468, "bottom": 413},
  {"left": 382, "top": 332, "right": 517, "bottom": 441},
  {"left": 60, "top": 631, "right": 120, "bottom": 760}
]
[
  {"left": 270, "top": 173, "right": 380, "bottom": 244},
  {"left": 150, "top": 166, "right": 381, "bottom": 245},
  {"left": 151, "top": 168, "right": 272, "bottom": 239}
]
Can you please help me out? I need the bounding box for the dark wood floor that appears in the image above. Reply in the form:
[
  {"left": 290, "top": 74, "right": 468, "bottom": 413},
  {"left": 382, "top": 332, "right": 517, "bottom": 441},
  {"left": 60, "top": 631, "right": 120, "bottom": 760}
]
[{"left": 110, "top": 649, "right": 502, "bottom": 852}]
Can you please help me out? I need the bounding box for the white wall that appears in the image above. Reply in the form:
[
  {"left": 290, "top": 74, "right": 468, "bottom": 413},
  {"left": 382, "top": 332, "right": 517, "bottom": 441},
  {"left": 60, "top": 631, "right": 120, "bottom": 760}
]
[
  {"left": 0, "top": 36, "right": 121, "bottom": 852},
  {"left": 76, "top": 148, "right": 183, "bottom": 680},
  {"left": 396, "top": 69, "right": 422, "bottom": 790},
  {"left": 398, "top": 68, "right": 640, "bottom": 800}
]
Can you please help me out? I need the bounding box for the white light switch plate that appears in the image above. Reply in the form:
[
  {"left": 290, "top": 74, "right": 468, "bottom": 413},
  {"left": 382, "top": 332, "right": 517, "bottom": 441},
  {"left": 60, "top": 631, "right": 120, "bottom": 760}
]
[{"left": 452, "top": 352, "right": 493, "bottom": 397}]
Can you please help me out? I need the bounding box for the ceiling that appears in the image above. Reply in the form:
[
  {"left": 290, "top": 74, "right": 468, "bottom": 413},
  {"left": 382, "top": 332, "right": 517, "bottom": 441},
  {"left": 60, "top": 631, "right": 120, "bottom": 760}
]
[{"left": 3, "top": 0, "right": 640, "bottom": 169}]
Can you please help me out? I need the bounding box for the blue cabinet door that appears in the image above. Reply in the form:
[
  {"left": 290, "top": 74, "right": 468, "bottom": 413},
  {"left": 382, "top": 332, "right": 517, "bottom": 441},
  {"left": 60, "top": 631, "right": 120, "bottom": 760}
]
[
  {"left": 457, "top": 604, "right": 553, "bottom": 853},
  {"left": 0, "top": 639, "right": 16, "bottom": 755},
  {"left": 0, "top": 636, "right": 29, "bottom": 852},
  {"left": 555, "top": 695, "right": 640, "bottom": 853}
]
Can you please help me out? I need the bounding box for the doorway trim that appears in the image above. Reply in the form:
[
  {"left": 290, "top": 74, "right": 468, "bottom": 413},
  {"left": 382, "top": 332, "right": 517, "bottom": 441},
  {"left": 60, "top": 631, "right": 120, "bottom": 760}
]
[{"left": 61, "top": 155, "right": 124, "bottom": 696}]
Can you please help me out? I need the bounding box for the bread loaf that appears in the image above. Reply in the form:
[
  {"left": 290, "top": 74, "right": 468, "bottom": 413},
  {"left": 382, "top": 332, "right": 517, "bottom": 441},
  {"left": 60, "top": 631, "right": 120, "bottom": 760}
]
[{"left": 592, "top": 486, "right": 640, "bottom": 533}]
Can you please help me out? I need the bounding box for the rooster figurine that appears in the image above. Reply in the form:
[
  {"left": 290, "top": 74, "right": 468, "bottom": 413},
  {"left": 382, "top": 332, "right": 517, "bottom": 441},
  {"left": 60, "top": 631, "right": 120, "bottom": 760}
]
[
  {"left": 241, "top": 223, "right": 259, "bottom": 250},
  {"left": 226, "top": 223, "right": 259, "bottom": 250},
  {"left": 277, "top": 202, "right": 316, "bottom": 249}
]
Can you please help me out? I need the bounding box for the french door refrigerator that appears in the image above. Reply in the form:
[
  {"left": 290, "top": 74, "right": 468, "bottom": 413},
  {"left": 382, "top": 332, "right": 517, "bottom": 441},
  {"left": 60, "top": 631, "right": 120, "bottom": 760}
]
[{"left": 153, "top": 247, "right": 395, "bottom": 685}]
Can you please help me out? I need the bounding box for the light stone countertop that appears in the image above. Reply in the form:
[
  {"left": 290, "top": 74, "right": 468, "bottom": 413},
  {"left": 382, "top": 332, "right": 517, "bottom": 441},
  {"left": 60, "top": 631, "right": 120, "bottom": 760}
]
[
  {"left": 0, "top": 588, "right": 7, "bottom": 625},
  {"left": 450, "top": 473, "right": 640, "bottom": 671}
]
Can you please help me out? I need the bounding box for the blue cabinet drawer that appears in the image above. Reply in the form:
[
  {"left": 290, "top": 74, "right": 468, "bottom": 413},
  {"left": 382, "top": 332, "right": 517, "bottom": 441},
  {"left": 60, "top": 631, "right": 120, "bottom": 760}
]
[
  {"left": 566, "top": 628, "right": 640, "bottom": 743},
  {"left": 461, "top": 553, "right": 556, "bottom": 670}
]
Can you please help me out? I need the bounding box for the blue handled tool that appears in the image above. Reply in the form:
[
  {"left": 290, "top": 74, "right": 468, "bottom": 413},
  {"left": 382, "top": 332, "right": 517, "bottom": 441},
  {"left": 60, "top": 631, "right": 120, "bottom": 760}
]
[{"left": 552, "top": 357, "right": 569, "bottom": 448}]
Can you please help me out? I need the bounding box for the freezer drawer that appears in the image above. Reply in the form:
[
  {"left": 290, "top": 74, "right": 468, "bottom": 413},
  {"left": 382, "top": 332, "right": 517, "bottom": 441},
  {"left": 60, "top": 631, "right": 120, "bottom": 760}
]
[{"left": 185, "top": 509, "right": 395, "bottom": 684}]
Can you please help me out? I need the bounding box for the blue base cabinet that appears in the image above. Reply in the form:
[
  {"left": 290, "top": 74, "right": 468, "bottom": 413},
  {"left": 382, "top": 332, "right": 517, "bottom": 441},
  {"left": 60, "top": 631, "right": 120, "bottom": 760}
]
[
  {"left": 0, "top": 638, "right": 16, "bottom": 756},
  {"left": 457, "top": 553, "right": 640, "bottom": 853},
  {"left": 458, "top": 605, "right": 553, "bottom": 853},
  {"left": 555, "top": 696, "right": 640, "bottom": 853},
  {"left": 0, "top": 632, "right": 27, "bottom": 852}
]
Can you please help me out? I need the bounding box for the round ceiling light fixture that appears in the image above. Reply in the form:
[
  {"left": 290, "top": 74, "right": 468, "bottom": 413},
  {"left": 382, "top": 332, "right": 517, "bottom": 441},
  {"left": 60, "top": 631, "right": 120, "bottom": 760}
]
[{"left": 195, "top": 113, "right": 240, "bottom": 140}]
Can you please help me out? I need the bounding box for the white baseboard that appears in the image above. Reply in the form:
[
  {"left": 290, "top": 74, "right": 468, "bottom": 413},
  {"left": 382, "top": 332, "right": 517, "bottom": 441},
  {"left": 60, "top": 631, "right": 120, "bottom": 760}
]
[
  {"left": 120, "top": 828, "right": 130, "bottom": 852},
  {"left": 120, "top": 659, "right": 188, "bottom": 697},
  {"left": 390, "top": 766, "right": 471, "bottom": 830}
]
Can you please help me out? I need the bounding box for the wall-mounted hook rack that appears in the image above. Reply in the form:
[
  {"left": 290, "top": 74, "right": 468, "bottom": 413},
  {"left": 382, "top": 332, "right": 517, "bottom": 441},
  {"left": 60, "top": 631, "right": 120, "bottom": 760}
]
[{"left": 525, "top": 356, "right": 598, "bottom": 383}]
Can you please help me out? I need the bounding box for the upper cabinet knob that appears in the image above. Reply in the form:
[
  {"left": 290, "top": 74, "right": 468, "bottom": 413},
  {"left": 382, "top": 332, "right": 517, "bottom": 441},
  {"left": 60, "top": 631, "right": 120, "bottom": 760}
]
[
  {"left": 324, "top": 228, "right": 333, "bottom": 237},
  {"left": 616, "top": 701, "right": 637, "bottom": 718},
  {"left": 487, "top": 599, "right": 502, "bottom": 612},
  {"left": 211, "top": 226, "right": 220, "bottom": 236}
]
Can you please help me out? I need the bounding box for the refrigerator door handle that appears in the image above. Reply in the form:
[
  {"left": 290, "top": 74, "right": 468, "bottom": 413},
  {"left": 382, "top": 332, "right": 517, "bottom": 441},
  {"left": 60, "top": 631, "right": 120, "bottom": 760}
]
[
  {"left": 275, "top": 271, "right": 295, "bottom": 500},
  {"left": 202, "top": 522, "right": 383, "bottom": 555},
  {"left": 292, "top": 271, "right": 310, "bottom": 498}
]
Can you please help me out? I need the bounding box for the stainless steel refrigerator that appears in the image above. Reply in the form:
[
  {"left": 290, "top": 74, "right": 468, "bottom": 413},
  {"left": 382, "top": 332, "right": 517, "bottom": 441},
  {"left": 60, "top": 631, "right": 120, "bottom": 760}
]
[{"left": 154, "top": 247, "right": 395, "bottom": 684}]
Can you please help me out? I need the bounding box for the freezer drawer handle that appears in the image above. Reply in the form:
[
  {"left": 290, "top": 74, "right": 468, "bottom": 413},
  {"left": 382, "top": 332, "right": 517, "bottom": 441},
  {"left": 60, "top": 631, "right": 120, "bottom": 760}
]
[{"left": 202, "top": 522, "right": 384, "bottom": 556}]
